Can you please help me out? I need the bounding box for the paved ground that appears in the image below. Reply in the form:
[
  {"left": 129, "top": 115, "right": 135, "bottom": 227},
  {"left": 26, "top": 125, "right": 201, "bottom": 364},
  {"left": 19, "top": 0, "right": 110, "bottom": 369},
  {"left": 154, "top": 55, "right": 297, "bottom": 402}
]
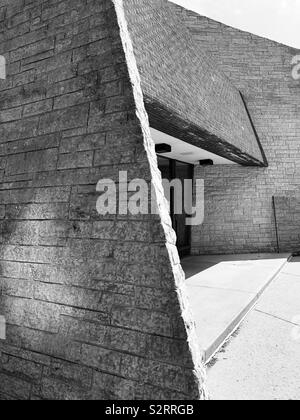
[
  {"left": 207, "top": 257, "right": 300, "bottom": 400},
  {"left": 181, "top": 254, "right": 290, "bottom": 362}
]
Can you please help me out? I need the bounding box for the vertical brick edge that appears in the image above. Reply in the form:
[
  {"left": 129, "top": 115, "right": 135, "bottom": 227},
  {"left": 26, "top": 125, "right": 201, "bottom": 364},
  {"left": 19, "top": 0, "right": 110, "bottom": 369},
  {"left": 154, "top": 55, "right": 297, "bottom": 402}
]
[{"left": 112, "top": 0, "right": 207, "bottom": 399}]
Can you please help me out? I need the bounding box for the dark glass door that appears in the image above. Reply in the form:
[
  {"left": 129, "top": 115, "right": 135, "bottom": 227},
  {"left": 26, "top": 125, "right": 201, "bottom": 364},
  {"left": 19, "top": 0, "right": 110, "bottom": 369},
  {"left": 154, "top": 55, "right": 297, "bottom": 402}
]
[{"left": 157, "top": 156, "right": 193, "bottom": 257}]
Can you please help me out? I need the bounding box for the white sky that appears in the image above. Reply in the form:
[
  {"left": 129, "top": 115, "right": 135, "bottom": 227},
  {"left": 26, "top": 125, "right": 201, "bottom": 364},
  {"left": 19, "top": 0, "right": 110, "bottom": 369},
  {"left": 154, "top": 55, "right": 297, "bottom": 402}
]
[{"left": 171, "top": 0, "right": 300, "bottom": 48}]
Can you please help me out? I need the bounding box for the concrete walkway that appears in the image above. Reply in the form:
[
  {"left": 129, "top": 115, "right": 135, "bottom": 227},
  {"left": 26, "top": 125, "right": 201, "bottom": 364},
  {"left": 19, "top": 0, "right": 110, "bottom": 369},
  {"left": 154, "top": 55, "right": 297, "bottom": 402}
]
[
  {"left": 182, "top": 254, "right": 290, "bottom": 363},
  {"left": 207, "top": 257, "right": 300, "bottom": 400}
]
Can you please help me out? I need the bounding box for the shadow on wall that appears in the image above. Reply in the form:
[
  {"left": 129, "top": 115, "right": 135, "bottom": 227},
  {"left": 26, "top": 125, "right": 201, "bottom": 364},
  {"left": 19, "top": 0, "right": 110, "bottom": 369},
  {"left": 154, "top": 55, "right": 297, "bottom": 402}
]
[
  {"left": 0, "top": 169, "right": 197, "bottom": 399},
  {"left": 273, "top": 195, "right": 300, "bottom": 254},
  {"left": 0, "top": 182, "right": 113, "bottom": 397}
]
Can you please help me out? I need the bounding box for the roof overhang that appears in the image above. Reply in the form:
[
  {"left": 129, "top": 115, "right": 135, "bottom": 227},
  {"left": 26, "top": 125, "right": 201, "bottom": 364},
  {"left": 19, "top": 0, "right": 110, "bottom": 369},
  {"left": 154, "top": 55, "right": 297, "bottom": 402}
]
[{"left": 123, "top": 0, "right": 268, "bottom": 167}]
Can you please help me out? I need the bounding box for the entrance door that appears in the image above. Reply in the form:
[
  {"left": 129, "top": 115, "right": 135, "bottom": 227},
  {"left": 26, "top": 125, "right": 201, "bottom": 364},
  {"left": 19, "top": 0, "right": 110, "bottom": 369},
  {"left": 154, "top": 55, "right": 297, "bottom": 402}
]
[{"left": 157, "top": 156, "right": 193, "bottom": 257}]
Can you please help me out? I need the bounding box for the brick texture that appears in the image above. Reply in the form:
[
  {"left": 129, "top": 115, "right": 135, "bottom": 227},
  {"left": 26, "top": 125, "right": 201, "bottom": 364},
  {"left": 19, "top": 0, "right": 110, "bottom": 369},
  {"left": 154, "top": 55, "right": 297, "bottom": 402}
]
[
  {"left": 0, "top": 0, "right": 204, "bottom": 400},
  {"left": 173, "top": 5, "right": 300, "bottom": 255},
  {"left": 274, "top": 195, "right": 300, "bottom": 253},
  {"left": 123, "top": 0, "right": 265, "bottom": 166}
]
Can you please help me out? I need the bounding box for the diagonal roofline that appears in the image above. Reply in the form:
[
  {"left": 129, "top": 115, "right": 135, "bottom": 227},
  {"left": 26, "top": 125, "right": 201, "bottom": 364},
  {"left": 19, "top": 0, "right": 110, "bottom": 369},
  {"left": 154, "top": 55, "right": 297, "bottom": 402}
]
[{"left": 171, "top": 1, "right": 300, "bottom": 51}]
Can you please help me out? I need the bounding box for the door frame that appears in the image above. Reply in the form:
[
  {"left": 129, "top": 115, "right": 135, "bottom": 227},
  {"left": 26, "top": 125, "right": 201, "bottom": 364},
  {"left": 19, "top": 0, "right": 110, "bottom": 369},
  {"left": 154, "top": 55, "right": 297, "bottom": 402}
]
[{"left": 157, "top": 156, "right": 194, "bottom": 258}]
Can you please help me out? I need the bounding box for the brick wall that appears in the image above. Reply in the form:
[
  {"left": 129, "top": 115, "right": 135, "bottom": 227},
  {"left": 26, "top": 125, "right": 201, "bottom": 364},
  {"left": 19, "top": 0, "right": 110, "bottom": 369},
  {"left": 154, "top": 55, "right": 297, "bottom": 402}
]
[
  {"left": 0, "top": 0, "right": 205, "bottom": 400},
  {"left": 174, "top": 6, "right": 300, "bottom": 255},
  {"left": 274, "top": 195, "right": 300, "bottom": 253}
]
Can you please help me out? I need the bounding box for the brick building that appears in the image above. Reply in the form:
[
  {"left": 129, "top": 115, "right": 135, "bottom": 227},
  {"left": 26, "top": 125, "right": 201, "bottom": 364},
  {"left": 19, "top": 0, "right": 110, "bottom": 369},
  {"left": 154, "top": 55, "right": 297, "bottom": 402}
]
[{"left": 0, "top": 0, "right": 298, "bottom": 400}]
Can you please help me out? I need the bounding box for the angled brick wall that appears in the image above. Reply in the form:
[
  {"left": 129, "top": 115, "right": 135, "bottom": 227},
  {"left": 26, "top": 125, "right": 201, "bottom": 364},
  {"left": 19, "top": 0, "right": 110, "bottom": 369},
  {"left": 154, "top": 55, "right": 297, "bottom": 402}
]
[
  {"left": 174, "top": 6, "right": 300, "bottom": 255},
  {"left": 0, "top": 0, "right": 205, "bottom": 400},
  {"left": 123, "top": 0, "right": 265, "bottom": 166}
]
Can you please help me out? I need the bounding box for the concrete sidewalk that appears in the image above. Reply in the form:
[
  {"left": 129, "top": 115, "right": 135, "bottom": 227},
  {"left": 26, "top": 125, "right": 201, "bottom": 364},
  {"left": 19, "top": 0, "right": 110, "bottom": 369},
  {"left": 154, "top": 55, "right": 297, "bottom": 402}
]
[
  {"left": 207, "top": 257, "right": 300, "bottom": 400},
  {"left": 182, "top": 254, "right": 290, "bottom": 363}
]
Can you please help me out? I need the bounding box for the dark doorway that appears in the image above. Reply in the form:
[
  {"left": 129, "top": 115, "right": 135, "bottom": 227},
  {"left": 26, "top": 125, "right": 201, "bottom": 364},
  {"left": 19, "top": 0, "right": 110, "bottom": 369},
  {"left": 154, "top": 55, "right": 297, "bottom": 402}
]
[{"left": 157, "top": 156, "right": 194, "bottom": 257}]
